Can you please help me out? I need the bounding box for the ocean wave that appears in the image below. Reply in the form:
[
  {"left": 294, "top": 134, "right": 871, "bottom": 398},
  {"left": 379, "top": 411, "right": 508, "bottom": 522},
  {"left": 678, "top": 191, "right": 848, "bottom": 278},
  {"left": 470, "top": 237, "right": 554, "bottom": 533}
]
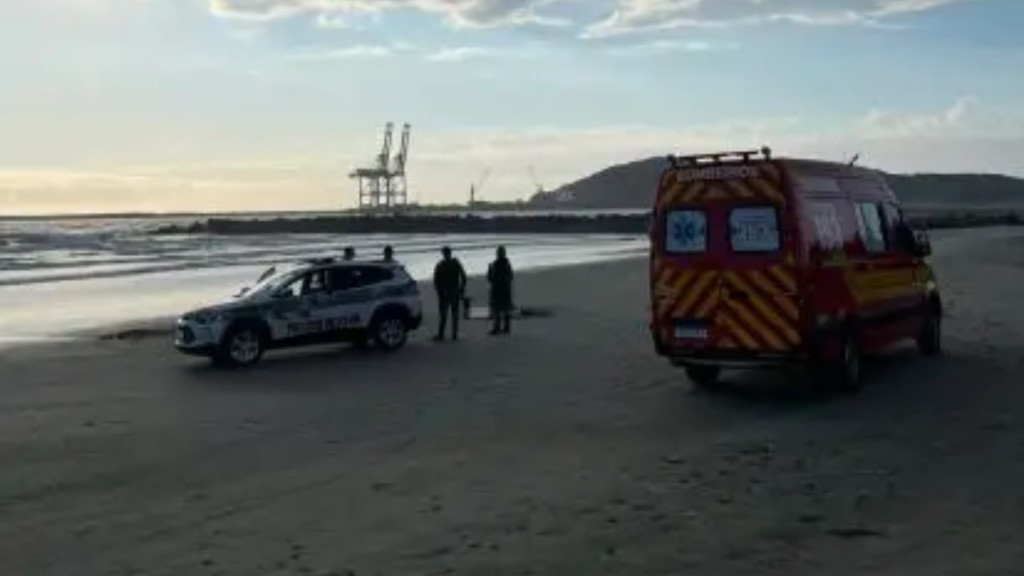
[{"left": 0, "top": 232, "right": 633, "bottom": 286}]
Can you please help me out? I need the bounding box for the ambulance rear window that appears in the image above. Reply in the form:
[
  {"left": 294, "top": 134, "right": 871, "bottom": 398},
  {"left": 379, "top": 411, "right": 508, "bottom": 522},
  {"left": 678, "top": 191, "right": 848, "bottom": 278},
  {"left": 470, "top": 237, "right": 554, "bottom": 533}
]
[
  {"left": 729, "top": 206, "right": 780, "bottom": 253},
  {"left": 665, "top": 209, "right": 707, "bottom": 254}
]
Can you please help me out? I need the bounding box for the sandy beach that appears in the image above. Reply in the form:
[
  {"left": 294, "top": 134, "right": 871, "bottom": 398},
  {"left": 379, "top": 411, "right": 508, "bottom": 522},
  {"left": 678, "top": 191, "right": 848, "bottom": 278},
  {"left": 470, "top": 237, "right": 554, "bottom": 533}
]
[{"left": 3, "top": 227, "right": 1024, "bottom": 576}]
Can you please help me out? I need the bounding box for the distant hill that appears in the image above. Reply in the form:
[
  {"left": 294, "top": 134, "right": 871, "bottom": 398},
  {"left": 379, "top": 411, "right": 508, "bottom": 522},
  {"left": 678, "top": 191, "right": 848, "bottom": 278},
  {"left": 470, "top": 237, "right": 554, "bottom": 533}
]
[{"left": 529, "top": 157, "right": 1024, "bottom": 213}]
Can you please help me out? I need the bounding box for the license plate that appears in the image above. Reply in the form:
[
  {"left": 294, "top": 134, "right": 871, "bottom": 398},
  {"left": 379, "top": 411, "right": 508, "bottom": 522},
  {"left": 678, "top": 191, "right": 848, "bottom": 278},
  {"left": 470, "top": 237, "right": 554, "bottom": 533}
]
[{"left": 674, "top": 323, "right": 708, "bottom": 340}]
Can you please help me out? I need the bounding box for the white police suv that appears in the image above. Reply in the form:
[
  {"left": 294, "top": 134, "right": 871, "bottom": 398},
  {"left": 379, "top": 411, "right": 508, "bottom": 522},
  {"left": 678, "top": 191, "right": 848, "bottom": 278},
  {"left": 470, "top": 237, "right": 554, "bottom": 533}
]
[{"left": 175, "top": 258, "right": 423, "bottom": 367}]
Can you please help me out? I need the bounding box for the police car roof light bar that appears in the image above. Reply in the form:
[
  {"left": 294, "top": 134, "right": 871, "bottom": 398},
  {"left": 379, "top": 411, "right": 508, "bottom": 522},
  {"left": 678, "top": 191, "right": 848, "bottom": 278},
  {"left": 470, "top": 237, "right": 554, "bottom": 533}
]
[{"left": 667, "top": 146, "right": 772, "bottom": 169}]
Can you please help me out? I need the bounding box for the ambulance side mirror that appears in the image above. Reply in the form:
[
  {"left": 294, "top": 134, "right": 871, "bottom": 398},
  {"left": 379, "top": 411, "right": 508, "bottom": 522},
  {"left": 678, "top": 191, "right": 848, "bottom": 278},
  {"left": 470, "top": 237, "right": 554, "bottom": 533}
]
[{"left": 910, "top": 229, "right": 932, "bottom": 257}]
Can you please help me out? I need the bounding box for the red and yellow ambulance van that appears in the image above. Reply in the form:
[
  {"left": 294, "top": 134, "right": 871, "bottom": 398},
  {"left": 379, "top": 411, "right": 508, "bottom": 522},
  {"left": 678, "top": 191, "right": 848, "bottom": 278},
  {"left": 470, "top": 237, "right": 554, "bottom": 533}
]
[{"left": 649, "top": 148, "right": 942, "bottom": 392}]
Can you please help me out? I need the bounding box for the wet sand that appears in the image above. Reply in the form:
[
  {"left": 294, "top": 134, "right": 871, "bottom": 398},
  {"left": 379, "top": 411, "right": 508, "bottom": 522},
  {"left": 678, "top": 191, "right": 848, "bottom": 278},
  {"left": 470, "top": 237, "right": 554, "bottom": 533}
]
[{"left": 2, "top": 228, "right": 1024, "bottom": 575}]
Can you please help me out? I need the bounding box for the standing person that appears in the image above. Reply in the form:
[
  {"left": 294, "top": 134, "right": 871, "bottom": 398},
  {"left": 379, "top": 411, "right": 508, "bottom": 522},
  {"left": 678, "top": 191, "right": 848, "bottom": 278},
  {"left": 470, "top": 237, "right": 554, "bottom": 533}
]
[
  {"left": 487, "top": 245, "right": 514, "bottom": 335},
  {"left": 433, "top": 246, "right": 467, "bottom": 341},
  {"left": 382, "top": 244, "right": 395, "bottom": 263},
  {"left": 343, "top": 246, "right": 356, "bottom": 261}
]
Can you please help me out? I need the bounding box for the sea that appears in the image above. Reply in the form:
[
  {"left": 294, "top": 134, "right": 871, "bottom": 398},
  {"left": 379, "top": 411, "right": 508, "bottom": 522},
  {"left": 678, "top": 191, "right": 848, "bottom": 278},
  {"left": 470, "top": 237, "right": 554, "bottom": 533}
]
[{"left": 0, "top": 212, "right": 648, "bottom": 344}]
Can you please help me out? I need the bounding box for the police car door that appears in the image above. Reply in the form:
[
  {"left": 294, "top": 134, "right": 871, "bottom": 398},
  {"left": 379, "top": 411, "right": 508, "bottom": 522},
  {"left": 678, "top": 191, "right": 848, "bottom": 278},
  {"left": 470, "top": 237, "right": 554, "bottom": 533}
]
[
  {"left": 324, "top": 266, "right": 385, "bottom": 332},
  {"left": 275, "top": 268, "right": 338, "bottom": 343}
]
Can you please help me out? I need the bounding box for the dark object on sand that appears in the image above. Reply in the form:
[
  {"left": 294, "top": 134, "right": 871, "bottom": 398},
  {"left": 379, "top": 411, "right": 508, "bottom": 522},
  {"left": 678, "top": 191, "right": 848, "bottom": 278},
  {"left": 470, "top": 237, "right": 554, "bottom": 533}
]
[
  {"left": 463, "top": 305, "right": 553, "bottom": 320},
  {"left": 100, "top": 328, "right": 174, "bottom": 342}
]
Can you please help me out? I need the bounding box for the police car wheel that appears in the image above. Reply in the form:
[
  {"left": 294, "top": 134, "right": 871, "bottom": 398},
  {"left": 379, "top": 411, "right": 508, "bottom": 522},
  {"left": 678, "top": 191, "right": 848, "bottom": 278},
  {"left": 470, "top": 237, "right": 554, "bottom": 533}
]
[
  {"left": 373, "top": 316, "right": 408, "bottom": 352},
  {"left": 216, "top": 324, "right": 265, "bottom": 367}
]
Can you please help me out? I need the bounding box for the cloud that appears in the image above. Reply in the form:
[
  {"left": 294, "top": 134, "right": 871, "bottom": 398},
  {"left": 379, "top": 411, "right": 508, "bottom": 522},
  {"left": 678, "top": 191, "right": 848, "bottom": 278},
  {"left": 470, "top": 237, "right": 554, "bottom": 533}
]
[
  {"left": 314, "top": 12, "right": 349, "bottom": 28},
  {"left": 605, "top": 39, "right": 737, "bottom": 55},
  {"left": 426, "top": 46, "right": 499, "bottom": 61},
  {"left": 282, "top": 42, "right": 536, "bottom": 63},
  {"left": 282, "top": 43, "right": 414, "bottom": 60},
  {"left": 425, "top": 44, "right": 538, "bottom": 61},
  {"left": 205, "top": 0, "right": 975, "bottom": 40},
  {"left": 583, "top": 0, "right": 978, "bottom": 38},
  {"left": 858, "top": 95, "right": 980, "bottom": 138},
  {"left": 206, "top": 0, "right": 568, "bottom": 29}
]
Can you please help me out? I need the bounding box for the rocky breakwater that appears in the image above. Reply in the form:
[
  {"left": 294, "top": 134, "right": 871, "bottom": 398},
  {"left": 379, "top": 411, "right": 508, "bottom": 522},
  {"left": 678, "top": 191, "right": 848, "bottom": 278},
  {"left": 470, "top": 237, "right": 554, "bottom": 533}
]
[{"left": 151, "top": 213, "right": 653, "bottom": 236}]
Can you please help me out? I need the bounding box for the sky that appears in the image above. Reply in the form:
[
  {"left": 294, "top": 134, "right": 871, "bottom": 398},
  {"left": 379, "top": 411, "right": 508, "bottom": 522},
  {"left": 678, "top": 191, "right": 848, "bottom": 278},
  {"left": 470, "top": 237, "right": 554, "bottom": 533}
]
[{"left": 1, "top": 0, "right": 1023, "bottom": 215}]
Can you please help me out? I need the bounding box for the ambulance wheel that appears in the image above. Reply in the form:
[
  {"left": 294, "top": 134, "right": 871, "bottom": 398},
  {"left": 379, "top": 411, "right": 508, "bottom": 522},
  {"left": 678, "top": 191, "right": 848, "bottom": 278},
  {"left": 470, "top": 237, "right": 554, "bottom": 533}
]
[
  {"left": 214, "top": 322, "right": 266, "bottom": 368},
  {"left": 917, "top": 306, "right": 942, "bottom": 357},
  {"left": 829, "top": 331, "right": 862, "bottom": 394},
  {"left": 686, "top": 365, "right": 722, "bottom": 389}
]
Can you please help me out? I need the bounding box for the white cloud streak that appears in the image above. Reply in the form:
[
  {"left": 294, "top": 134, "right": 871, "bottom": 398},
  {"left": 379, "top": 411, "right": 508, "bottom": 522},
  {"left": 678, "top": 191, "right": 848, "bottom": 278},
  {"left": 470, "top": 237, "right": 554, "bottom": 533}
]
[
  {"left": 206, "top": 0, "right": 568, "bottom": 29},
  {"left": 583, "top": 0, "right": 980, "bottom": 38},
  {"left": 282, "top": 43, "right": 414, "bottom": 60},
  {"left": 425, "top": 44, "right": 539, "bottom": 61},
  {"left": 605, "top": 38, "right": 737, "bottom": 55},
  {"left": 203, "top": 0, "right": 982, "bottom": 42}
]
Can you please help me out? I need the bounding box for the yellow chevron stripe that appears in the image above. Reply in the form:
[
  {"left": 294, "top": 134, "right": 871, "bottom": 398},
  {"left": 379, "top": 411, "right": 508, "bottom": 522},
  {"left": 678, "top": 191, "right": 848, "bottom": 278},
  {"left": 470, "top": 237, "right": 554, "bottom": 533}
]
[
  {"left": 678, "top": 181, "right": 707, "bottom": 204},
  {"left": 723, "top": 271, "right": 799, "bottom": 346},
  {"left": 748, "top": 270, "right": 800, "bottom": 321},
  {"left": 654, "top": 263, "right": 674, "bottom": 290},
  {"left": 724, "top": 298, "right": 787, "bottom": 351},
  {"left": 750, "top": 178, "right": 786, "bottom": 204},
  {"left": 657, "top": 269, "right": 693, "bottom": 317},
  {"left": 766, "top": 265, "right": 797, "bottom": 294},
  {"left": 724, "top": 178, "right": 757, "bottom": 200},
  {"left": 761, "top": 162, "right": 783, "bottom": 184},
  {"left": 721, "top": 312, "right": 760, "bottom": 350},
  {"left": 693, "top": 284, "right": 719, "bottom": 318},
  {"left": 675, "top": 271, "right": 716, "bottom": 317},
  {"left": 704, "top": 184, "right": 729, "bottom": 201},
  {"left": 658, "top": 181, "right": 683, "bottom": 208},
  {"left": 653, "top": 268, "right": 676, "bottom": 315}
]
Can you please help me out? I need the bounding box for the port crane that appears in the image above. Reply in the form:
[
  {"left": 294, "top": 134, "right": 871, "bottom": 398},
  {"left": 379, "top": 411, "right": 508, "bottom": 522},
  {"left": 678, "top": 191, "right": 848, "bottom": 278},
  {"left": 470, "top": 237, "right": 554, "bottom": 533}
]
[
  {"left": 469, "top": 168, "right": 491, "bottom": 207},
  {"left": 349, "top": 122, "right": 412, "bottom": 210}
]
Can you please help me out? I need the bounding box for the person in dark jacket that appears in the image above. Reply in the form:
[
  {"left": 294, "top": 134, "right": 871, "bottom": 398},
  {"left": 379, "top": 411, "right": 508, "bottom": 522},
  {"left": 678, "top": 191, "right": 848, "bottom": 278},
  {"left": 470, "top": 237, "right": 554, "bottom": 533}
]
[
  {"left": 487, "top": 245, "right": 514, "bottom": 335},
  {"left": 433, "top": 246, "right": 467, "bottom": 341},
  {"left": 343, "top": 246, "right": 356, "bottom": 261},
  {"left": 382, "top": 245, "right": 395, "bottom": 263}
]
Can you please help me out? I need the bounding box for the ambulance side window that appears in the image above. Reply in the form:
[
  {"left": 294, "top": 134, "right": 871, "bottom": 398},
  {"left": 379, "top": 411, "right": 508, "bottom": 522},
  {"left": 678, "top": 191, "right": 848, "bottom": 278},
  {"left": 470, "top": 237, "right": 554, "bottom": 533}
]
[
  {"left": 854, "top": 203, "right": 887, "bottom": 253},
  {"left": 665, "top": 210, "right": 708, "bottom": 254},
  {"left": 809, "top": 202, "right": 845, "bottom": 252}
]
